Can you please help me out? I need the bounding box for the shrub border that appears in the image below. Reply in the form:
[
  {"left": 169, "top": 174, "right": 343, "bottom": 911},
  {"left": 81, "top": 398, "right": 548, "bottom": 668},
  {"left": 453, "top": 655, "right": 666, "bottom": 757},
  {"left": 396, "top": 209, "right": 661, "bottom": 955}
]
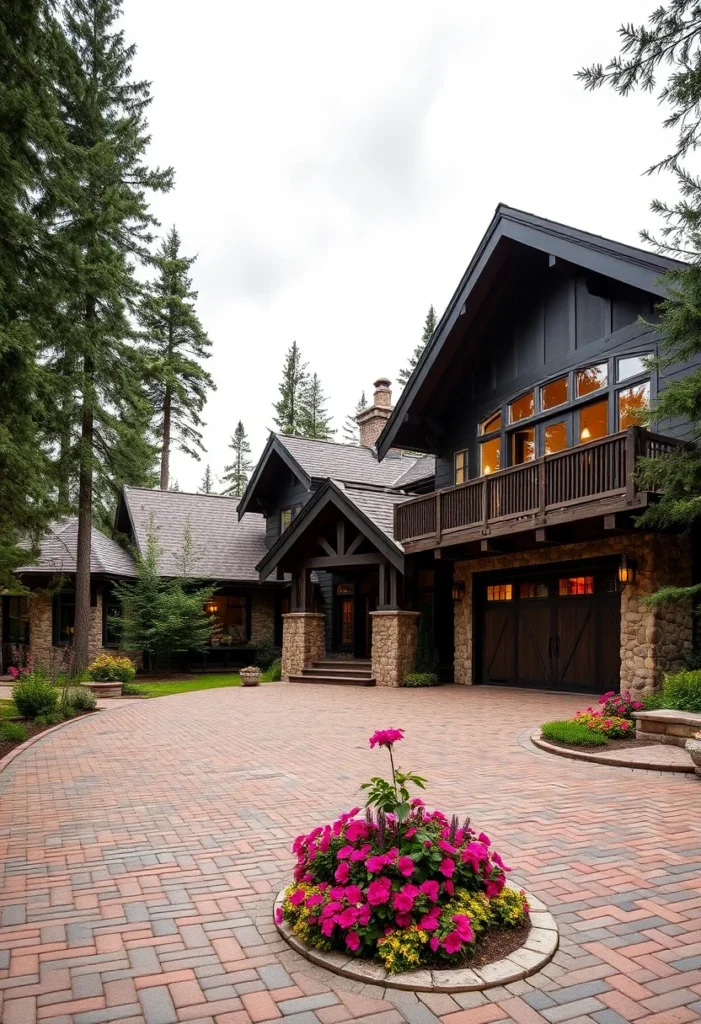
[
  {"left": 532, "top": 732, "right": 696, "bottom": 773},
  {"left": 273, "top": 883, "right": 558, "bottom": 992}
]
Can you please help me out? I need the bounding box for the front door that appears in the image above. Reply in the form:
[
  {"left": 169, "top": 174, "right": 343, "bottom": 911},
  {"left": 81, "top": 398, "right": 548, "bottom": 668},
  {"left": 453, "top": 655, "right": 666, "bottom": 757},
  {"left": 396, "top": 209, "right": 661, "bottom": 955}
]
[
  {"left": 334, "top": 583, "right": 355, "bottom": 652},
  {"left": 479, "top": 567, "right": 621, "bottom": 693}
]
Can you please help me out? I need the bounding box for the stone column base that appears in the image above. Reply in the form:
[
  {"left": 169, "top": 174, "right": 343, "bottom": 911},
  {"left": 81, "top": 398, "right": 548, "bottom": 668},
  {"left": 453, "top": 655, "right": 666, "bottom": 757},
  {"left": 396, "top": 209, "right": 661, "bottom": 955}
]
[
  {"left": 282, "top": 612, "right": 326, "bottom": 680},
  {"left": 370, "top": 611, "right": 420, "bottom": 687}
]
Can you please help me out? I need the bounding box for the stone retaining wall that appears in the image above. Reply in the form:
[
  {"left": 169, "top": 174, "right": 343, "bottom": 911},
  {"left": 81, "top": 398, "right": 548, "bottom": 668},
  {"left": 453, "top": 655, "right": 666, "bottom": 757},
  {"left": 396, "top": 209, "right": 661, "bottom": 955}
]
[
  {"left": 281, "top": 612, "right": 325, "bottom": 680},
  {"left": 453, "top": 533, "right": 692, "bottom": 698},
  {"left": 370, "top": 611, "right": 419, "bottom": 687}
]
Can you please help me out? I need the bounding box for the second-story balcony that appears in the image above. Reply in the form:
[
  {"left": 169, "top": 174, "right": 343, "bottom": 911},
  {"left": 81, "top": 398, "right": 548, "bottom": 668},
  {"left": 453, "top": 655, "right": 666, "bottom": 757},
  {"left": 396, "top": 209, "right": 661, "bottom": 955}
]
[{"left": 394, "top": 427, "right": 678, "bottom": 553}]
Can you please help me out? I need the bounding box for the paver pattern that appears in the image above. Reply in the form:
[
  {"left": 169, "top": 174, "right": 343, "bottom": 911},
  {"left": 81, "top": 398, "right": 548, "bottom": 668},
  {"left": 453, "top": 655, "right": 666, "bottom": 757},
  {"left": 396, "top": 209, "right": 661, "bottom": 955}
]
[{"left": 0, "top": 683, "right": 700, "bottom": 1024}]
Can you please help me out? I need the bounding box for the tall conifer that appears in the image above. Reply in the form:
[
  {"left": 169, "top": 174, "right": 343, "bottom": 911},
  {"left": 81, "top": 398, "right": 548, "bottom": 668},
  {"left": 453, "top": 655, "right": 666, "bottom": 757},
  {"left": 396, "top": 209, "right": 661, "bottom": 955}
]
[
  {"left": 398, "top": 306, "right": 436, "bottom": 388},
  {"left": 222, "top": 421, "right": 253, "bottom": 498},
  {"left": 342, "top": 392, "right": 367, "bottom": 445},
  {"left": 300, "top": 373, "right": 334, "bottom": 440},
  {"left": 200, "top": 464, "right": 213, "bottom": 494},
  {"left": 273, "top": 341, "right": 308, "bottom": 435}
]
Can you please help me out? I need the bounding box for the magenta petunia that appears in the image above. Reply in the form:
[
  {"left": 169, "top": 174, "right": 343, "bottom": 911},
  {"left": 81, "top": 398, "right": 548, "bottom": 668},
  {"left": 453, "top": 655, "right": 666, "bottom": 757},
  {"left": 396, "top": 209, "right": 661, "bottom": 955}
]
[
  {"left": 397, "top": 856, "right": 415, "bottom": 878},
  {"left": 452, "top": 914, "right": 474, "bottom": 942},
  {"left": 405, "top": 828, "right": 417, "bottom": 838},
  {"left": 350, "top": 844, "right": 372, "bottom": 862},
  {"left": 368, "top": 728, "right": 404, "bottom": 749},
  {"left": 444, "top": 879, "right": 454, "bottom": 896},
  {"left": 289, "top": 889, "right": 306, "bottom": 906},
  {"left": 438, "top": 840, "right": 457, "bottom": 855},
  {"left": 365, "top": 854, "right": 389, "bottom": 874},
  {"left": 321, "top": 917, "right": 335, "bottom": 937},
  {"left": 439, "top": 857, "right": 455, "bottom": 878},
  {"left": 337, "top": 906, "right": 359, "bottom": 929},
  {"left": 478, "top": 832, "right": 492, "bottom": 847},
  {"left": 367, "top": 877, "right": 392, "bottom": 906},
  {"left": 305, "top": 893, "right": 324, "bottom": 907},
  {"left": 335, "top": 862, "right": 350, "bottom": 883},
  {"left": 357, "top": 904, "right": 371, "bottom": 926},
  {"left": 336, "top": 845, "right": 354, "bottom": 860},
  {"left": 393, "top": 890, "right": 415, "bottom": 914},
  {"left": 275, "top": 907, "right": 284, "bottom": 924},
  {"left": 429, "top": 936, "right": 440, "bottom": 952},
  {"left": 345, "top": 885, "right": 363, "bottom": 904},
  {"left": 346, "top": 820, "right": 369, "bottom": 842},
  {"left": 442, "top": 931, "right": 463, "bottom": 954},
  {"left": 395, "top": 913, "right": 412, "bottom": 927},
  {"left": 419, "top": 879, "right": 439, "bottom": 902},
  {"left": 345, "top": 930, "right": 360, "bottom": 951}
]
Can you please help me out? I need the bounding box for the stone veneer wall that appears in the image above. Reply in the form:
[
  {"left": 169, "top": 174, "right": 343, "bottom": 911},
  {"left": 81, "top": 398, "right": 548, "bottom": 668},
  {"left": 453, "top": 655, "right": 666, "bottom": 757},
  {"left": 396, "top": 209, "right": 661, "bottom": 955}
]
[
  {"left": 281, "top": 612, "right": 325, "bottom": 680},
  {"left": 453, "top": 533, "right": 693, "bottom": 698},
  {"left": 370, "top": 610, "right": 420, "bottom": 687},
  {"left": 28, "top": 590, "right": 140, "bottom": 673},
  {"left": 250, "top": 589, "right": 276, "bottom": 648}
]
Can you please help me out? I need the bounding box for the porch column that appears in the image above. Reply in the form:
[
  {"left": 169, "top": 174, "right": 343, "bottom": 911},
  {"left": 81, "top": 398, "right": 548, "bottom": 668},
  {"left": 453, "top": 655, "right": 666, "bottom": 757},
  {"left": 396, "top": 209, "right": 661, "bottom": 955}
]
[
  {"left": 281, "top": 612, "right": 326, "bottom": 680},
  {"left": 369, "top": 610, "right": 420, "bottom": 687}
]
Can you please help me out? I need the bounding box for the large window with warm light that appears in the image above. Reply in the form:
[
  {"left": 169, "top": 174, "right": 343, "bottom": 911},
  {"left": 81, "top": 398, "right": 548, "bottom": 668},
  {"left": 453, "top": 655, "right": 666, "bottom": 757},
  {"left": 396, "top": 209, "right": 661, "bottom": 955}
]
[
  {"left": 541, "top": 376, "right": 568, "bottom": 410},
  {"left": 454, "top": 449, "right": 467, "bottom": 484},
  {"left": 544, "top": 420, "right": 567, "bottom": 454},
  {"left": 559, "top": 576, "right": 594, "bottom": 596},
  {"left": 578, "top": 398, "right": 608, "bottom": 444},
  {"left": 576, "top": 363, "right": 608, "bottom": 398},
  {"left": 207, "top": 596, "right": 249, "bottom": 644},
  {"left": 509, "top": 391, "right": 535, "bottom": 423},
  {"left": 618, "top": 381, "right": 650, "bottom": 429},
  {"left": 511, "top": 428, "right": 535, "bottom": 465},
  {"left": 480, "top": 436, "right": 501, "bottom": 475},
  {"left": 480, "top": 411, "right": 502, "bottom": 435}
]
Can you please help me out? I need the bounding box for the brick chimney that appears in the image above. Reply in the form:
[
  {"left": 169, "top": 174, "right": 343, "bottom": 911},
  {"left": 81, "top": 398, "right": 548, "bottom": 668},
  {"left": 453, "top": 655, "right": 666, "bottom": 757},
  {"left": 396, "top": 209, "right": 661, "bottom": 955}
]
[{"left": 357, "top": 377, "right": 393, "bottom": 449}]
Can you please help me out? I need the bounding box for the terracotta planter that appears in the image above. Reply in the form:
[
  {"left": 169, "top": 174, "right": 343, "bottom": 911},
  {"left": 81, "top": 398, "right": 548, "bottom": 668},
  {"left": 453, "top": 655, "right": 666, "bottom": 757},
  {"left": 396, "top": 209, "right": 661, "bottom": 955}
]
[
  {"left": 685, "top": 738, "right": 701, "bottom": 776},
  {"left": 240, "top": 668, "right": 261, "bottom": 687},
  {"left": 81, "top": 680, "right": 123, "bottom": 699}
]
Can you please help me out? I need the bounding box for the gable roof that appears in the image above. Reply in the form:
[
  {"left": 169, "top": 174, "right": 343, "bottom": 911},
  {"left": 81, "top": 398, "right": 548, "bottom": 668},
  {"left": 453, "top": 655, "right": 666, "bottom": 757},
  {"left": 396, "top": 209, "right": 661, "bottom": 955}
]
[
  {"left": 377, "top": 203, "right": 684, "bottom": 458},
  {"left": 256, "top": 479, "right": 406, "bottom": 581},
  {"left": 15, "top": 519, "right": 137, "bottom": 578},
  {"left": 121, "top": 487, "right": 270, "bottom": 583},
  {"left": 237, "top": 432, "right": 434, "bottom": 519}
]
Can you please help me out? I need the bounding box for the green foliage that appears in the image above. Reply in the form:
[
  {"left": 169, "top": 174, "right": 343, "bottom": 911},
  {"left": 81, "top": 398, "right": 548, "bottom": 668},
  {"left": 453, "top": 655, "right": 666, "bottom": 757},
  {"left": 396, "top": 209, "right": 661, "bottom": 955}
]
[
  {"left": 262, "top": 659, "right": 282, "bottom": 682},
  {"left": 12, "top": 675, "right": 59, "bottom": 720},
  {"left": 398, "top": 306, "right": 436, "bottom": 388},
  {"left": 140, "top": 227, "right": 214, "bottom": 490},
  {"left": 361, "top": 770, "right": 426, "bottom": 822},
  {"left": 300, "top": 373, "right": 334, "bottom": 440},
  {"left": 414, "top": 612, "right": 439, "bottom": 674},
  {"left": 0, "top": 722, "right": 28, "bottom": 744},
  {"left": 658, "top": 669, "right": 701, "bottom": 711},
  {"left": 63, "top": 686, "right": 97, "bottom": 712},
  {"left": 342, "top": 392, "right": 367, "bottom": 445},
  {"left": 222, "top": 421, "right": 253, "bottom": 498},
  {"left": 121, "top": 681, "right": 145, "bottom": 696},
  {"left": 255, "top": 638, "right": 281, "bottom": 670},
  {"left": 112, "top": 519, "right": 216, "bottom": 660},
  {"left": 35, "top": 711, "right": 63, "bottom": 726},
  {"left": 643, "top": 691, "right": 666, "bottom": 710},
  {"left": 403, "top": 672, "right": 440, "bottom": 687},
  {"left": 199, "top": 464, "right": 214, "bottom": 494},
  {"left": 88, "top": 655, "right": 136, "bottom": 683},
  {"left": 274, "top": 341, "right": 309, "bottom": 435},
  {"left": 540, "top": 720, "right": 609, "bottom": 746},
  {"left": 490, "top": 886, "right": 529, "bottom": 928}
]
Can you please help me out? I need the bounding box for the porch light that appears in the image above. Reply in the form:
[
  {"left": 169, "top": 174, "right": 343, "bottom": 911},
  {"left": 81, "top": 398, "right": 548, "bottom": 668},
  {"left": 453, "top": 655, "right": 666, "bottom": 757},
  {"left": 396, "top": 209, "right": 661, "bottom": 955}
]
[
  {"left": 205, "top": 600, "right": 218, "bottom": 614},
  {"left": 580, "top": 425, "right": 591, "bottom": 441},
  {"left": 617, "top": 556, "right": 636, "bottom": 585},
  {"left": 451, "top": 580, "right": 465, "bottom": 602}
]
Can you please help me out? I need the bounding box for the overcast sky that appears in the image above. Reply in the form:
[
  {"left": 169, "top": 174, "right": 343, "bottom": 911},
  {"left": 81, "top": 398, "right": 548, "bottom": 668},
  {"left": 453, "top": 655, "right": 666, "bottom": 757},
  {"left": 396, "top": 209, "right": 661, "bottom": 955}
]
[{"left": 121, "top": 0, "right": 676, "bottom": 493}]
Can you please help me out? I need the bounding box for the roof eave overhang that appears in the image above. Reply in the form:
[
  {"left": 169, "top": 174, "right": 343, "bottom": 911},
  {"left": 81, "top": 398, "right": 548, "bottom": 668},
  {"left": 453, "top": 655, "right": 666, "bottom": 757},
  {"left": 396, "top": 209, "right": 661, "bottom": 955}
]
[
  {"left": 237, "top": 434, "right": 311, "bottom": 521},
  {"left": 377, "top": 204, "right": 680, "bottom": 459}
]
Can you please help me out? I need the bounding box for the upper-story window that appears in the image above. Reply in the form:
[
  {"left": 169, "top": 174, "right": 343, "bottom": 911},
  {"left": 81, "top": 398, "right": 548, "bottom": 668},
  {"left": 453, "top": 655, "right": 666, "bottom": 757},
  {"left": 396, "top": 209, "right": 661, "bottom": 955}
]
[
  {"left": 280, "top": 507, "right": 292, "bottom": 532},
  {"left": 481, "top": 437, "right": 501, "bottom": 475},
  {"left": 541, "top": 376, "right": 568, "bottom": 410},
  {"left": 617, "top": 354, "right": 651, "bottom": 382},
  {"left": 454, "top": 449, "right": 467, "bottom": 484},
  {"left": 480, "top": 411, "right": 502, "bottom": 434},
  {"left": 576, "top": 363, "right": 607, "bottom": 398},
  {"left": 618, "top": 381, "right": 650, "bottom": 429},
  {"left": 508, "top": 391, "right": 534, "bottom": 423},
  {"left": 578, "top": 398, "right": 608, "bottom": 443}
]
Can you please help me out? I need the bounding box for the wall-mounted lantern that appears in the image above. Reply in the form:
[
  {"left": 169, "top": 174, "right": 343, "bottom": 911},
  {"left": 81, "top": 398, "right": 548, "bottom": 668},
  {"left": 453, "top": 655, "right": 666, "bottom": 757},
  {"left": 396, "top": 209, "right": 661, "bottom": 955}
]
[
  {"left": 205, "top": 600, "right": 218, "bottom": 615},
  {"left": 451, "top": 580, "right": 466, "bottom": 602},
  {"left": 617, "top": 556, "right": 637, "bottom": 586}
]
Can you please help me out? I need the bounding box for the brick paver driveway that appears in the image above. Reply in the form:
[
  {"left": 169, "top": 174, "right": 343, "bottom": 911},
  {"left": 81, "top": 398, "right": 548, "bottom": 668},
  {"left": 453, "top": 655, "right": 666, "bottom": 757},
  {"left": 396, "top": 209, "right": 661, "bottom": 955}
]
[{"left": 1, "top": 684, "right": 700, "bottom": 1024}]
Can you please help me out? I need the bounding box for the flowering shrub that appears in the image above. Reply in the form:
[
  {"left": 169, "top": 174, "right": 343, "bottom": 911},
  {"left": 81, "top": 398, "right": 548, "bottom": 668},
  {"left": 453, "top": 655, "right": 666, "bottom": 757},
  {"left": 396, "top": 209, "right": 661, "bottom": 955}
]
[
  {"left": 88, "top": 655, "right": 135, "bottom": 683},
  {"left": 278, "top": 729, "right": 528, "bottom": 972},
  {"left": 597, "top": 690, "right": 644, "bottom": 719},
  {"left": 8, "top": 645, "right": 34, "bottom": 681},
  {"left": 574, "top": 712, "right": 633, "bottom": 738}
]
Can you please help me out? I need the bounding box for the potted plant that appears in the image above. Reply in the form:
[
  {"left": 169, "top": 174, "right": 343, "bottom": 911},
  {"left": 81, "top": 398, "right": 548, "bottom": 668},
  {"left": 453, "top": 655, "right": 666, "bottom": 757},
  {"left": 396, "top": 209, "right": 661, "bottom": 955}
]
[
  {"left": 240, "top": 665, "right": 261, "bottom": 687},
  {"left": 686, "top": 731, "right": 701, "bottom": 775}
]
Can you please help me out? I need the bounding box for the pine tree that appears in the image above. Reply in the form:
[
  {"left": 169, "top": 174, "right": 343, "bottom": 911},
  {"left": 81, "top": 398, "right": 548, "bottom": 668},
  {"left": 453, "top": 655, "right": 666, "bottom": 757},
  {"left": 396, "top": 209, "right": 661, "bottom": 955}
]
[
  {"left": 170, "top": 479, "right": 180, "bottom": 492},
  {"left": 342, "top": 392, "right": 367, "bottom": 445},
  {"left": 46, "top": 0, "right": 174, "bottom": 672},
  {"left": 222, "top": 421, "right": 253, "bottom": 497},
  {"left": 579, "top": 3, "right": 701, "bottom": 606},
  {"left": 300, "top": 373, "right": 335, "bottom": 440},
  {"left": 398, "top": 306, "right": 437, "bottom": 388},
  {"left": 200, "top": 464, "right": 213, "bottom": 494},
  {"left": 273, "top": 341, "right": 308, "bottom": 435},
  {"left": 0, "top": 0, "right": 59, "bottom": 585},
  {"left": 140, "top": 227, "right": 214, "bottom": 490}
]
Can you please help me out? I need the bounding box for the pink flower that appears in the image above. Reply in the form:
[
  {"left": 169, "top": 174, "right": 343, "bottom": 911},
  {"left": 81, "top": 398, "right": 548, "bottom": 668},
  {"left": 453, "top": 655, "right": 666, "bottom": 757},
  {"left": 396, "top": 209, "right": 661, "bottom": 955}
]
[
  {"left": 367, "top": 878, "right": 392, "bottom": 906},
  {"left": 365, "top": 854, "right": 389, "bottom": 873},
  {"left": 350, "top": 844, "right": 372, "bottom": 862},
  {"left": 439, "top": 858, "right": 455, "bottom": 878},
  {"left": 289, "top": 890, "right": 305, "bottom": 906},
  {"left": 438, "top": 840, "right": 457, "bottom": 855},
  {"left": 405, "top": 828, "right": 417, "bottom": 838},
  {"left": 452, "top": 914, "right": 474, "bottom": 942},
  {"left": 275, "top": 907, "right": 284, "bottom": 924},
  {"left": 337, "top": 845, "right": 354, "bottom": 859},
  {"left": 444, "top": 880, "right": 454, "bottom": 896},
  {"left": 442, "top": 931, "right": 463, "bottom": 954},
  {"left": 423, "top": 840, "right": 432, "bottom": 849},
  {"left": 461, "top": 842, "right": 488, "bottom": 866},
  {"left": 345, "top": 930, "right": 360, "bottom": 951},
  {"left": 321, "top": 917, "right": 335, "bottom": 937},
  {"left": 335, "top": 862, "right": 350, "bottom": 883},
  {"left": 345, "top": 885, "right": 363, "bottom": 904},
  {"left": 345, "top": 820, "right": 369, "bottom": 842},
  {"left": 484, "top": 878, "right": 504, "bottom": 899},
  {"left": 305, "top": 893, "right": 324, "bottom": 907},
  {"left": 419, "top": 880, "right": 439, "bottom": 902},
  {"left": 393, "top": 890, "right": 415, "bottom": 913},
  {"left": 478, "top": 833, "right": 491, "bottom": 847},
  {"left": 429, "top": 936, "right": 440, "bottom": 952},
  {"left": 369, "top": 728, "right": 404, "bottom": 748},
  {"left": 337, "top": 907, "right": 359, "bottom": 928},
  {"left": 410, "top": 798, "right": 425, "bottom": 807},
  {"left": 419, "top": 907, "right": 441, "bottom": 931},
  {"left": 357, "top": 904, "right": 371, "bottom": 926},
  {"left": 397, "top": 856, "right": 415, "bottom": 878}
]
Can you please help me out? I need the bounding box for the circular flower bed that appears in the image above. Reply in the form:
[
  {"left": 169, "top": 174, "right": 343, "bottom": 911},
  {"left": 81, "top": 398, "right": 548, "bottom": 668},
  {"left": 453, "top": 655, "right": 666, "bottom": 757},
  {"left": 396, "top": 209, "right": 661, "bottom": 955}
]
[{"left": 276, "top": 728, "right": 531, "bottom": 976}]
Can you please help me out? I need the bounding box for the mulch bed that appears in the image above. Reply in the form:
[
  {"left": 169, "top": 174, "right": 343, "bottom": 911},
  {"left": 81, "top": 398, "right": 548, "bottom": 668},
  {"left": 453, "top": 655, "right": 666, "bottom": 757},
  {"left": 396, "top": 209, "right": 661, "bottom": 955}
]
[
  {"left": 0, "top": 711, "right": 96, "bottom": 762},
  {"left": 428, "top": 920, "right": 531, "bottom": 970},
  {"left": 544, "top": 736, "right": 641, "bottom": 753}
]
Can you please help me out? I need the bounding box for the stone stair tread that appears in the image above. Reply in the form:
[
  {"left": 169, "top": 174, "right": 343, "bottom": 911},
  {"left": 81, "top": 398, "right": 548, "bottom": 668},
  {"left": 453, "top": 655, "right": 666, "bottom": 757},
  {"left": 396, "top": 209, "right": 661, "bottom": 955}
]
[{"left": 288, "top": 674, "right": 376, "bottom": 687}]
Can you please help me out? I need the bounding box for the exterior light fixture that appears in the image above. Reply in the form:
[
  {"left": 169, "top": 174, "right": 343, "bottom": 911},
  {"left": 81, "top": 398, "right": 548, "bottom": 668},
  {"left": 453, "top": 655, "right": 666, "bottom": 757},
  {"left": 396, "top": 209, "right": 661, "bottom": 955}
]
[
  {"left": 580, "top": 425, "right": 591, "bottom": 441},
  {"left": 451, "top": 580, "right": 466, "bottom": 601},
  {"left": 617, "top": 556, "right": 636, "bottom": 585},
  {"left": 205, "top": 600, "right": 218, "bottom": 614}
]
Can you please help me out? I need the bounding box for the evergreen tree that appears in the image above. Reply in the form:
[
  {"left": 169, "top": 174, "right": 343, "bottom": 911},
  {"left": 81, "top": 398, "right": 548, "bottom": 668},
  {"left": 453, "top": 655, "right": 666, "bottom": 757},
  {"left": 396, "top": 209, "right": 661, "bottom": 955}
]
[
  {"left": 398, "top": 306, "right": 436, "bottom": 388},
  {"left": 273, "top": 341, "right": 308, "bottom": 435},
  {"left": 222, "top": 421, "right": 253, "bottom": 497},
  {"left": 46, "top": 0, "right": 173, "bottom": 671},
  {"left": 0, "top": 0, "right": 59, "bottom": 585},
  {"left": 140, "top": 227, "right": 214, "bottom": 490},
  {"left": 300, "top": 372, "right": 335, "bottom": 440},
  {"left": 200, "top": 464, "right": 213, "bottom": 494},
  {"left": 579, "top": 3, "right": 701, "bottom": 606},
  {"left": 170, "top": 478, "right": 180, "bottom": 492},
  {"left": 342, "top": 392, "right": 367, "bottom": 445}
]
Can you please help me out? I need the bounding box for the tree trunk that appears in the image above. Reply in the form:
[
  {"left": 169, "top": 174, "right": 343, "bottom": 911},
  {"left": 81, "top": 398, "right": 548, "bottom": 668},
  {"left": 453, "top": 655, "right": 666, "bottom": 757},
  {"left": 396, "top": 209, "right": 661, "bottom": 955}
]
[
  {"left": 73, "top": 366, "right": 94, "bottom": 675},
  {"left": 160, "top": 386, "right": 171, "bottom": 490}
]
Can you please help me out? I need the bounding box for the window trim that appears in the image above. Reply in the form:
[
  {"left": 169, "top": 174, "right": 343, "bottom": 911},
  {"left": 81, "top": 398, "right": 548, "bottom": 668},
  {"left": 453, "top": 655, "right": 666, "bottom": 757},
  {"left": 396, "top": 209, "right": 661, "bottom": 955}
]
[
  {"left": 52, "top": 590, "right": 76, "bottom": 647},
  {"left": 102, "top": 588, "right": 121, "bottom": 648},
  {"left": 454, "top": 449, "right": 468, "bottom": 484},
  {"left": 280, "top": 507, "right": 292, "bottom": 532}
]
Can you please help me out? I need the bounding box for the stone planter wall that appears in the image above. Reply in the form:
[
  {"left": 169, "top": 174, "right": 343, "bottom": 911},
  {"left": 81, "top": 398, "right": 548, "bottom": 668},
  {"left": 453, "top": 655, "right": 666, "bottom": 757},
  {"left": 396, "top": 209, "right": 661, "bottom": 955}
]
[
  {"left": 633, "top": 709, "right": 701, "bottom": 747},
  {"left": 370, "top": 611, "right": 420, "bottom": 687},
  {"left": 453, "top": 533, "right": 692, "bottom": 698},
  {"left": 281, "top": 613, "right": 325, "bottom": 680}
]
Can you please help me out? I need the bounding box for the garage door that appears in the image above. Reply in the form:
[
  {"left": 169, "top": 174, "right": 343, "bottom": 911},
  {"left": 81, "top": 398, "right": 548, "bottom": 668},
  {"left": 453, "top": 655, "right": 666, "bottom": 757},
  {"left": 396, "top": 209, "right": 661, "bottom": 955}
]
[{"left": 479, "top": 568, "right": 620, "bottom": 693}]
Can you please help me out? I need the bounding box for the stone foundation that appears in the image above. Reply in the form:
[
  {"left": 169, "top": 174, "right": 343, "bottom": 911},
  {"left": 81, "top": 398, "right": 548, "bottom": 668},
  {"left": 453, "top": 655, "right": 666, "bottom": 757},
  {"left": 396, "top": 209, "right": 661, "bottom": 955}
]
[
  {"left": 453, "top": 533, "right": 693, "bottom": 698},
  {"left": 250, "top": 590, "right": 276, "bottom": 648},
  {"left": 370, "top": 610, "right": 420, "bottom": 687},
  {"left": 281, "top": 612, "right": 325, "bottom": 680},
  {"left": 27, "top": 590, "right": 139, "bottom": 675}
]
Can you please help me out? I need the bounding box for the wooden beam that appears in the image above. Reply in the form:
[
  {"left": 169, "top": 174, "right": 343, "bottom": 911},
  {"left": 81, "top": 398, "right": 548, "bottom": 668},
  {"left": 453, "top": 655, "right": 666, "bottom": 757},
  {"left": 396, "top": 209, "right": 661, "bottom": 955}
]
[
  {"left": 603, "top": 513, "right": 617, "bottom": 530},
  {"left": 336, "top": 520, "right": 345, "bottom": 557},
  {"left": 379, "top": 562, "right": 387, "bottom": 606},
  {"left": 480, "top": 539, "right": 500, "bottom": 553},
  {"left": 317, "top": 536, "right": 336, "bottom": 557},
  {"left": 301, "top": 552, "right": 387, "bottom": 569},
  {"left": 389, "top": 566, "right": 398, "bottom": 609},
  {"left": 535, "top": 528, "right": 551, "bottom": 544},
  {"left": 346, "top": 532, "right": 364, "bottom": 556}
]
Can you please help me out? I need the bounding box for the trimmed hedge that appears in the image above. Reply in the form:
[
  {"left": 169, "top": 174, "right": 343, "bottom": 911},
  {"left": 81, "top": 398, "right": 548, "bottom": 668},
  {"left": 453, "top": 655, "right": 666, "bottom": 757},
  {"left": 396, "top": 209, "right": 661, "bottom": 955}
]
[
  {"left": 541, "top": 720, "right": 609, "bottom": 746},
  {"left": 403, "top": 672, "right": 440, "bottom": 688}
]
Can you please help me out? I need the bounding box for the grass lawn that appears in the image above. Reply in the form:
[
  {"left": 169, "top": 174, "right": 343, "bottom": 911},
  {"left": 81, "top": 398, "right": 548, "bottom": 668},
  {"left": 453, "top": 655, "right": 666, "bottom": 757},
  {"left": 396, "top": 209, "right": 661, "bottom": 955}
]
[
  {"left": 0, "top": 700, "right": 18, "bottom": 719},
  {"left": 129, "top": 674, "right": 249, "bottom": 698}
]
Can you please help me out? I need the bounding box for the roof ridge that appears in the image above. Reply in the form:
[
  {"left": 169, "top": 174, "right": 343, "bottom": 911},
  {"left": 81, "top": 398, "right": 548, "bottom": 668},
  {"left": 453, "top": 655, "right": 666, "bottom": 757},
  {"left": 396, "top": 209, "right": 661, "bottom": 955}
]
[
  {"left": 125, "top": 485, "right": 242, "bottom": 502},
  {"left": 276, "top": 432, "right": 419, "bottom": 457}
]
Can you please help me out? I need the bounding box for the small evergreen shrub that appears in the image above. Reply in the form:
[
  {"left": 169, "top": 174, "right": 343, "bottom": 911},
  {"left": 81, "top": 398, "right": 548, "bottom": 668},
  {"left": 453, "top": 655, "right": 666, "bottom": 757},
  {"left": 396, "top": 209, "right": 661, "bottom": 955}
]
[
  {"left": 643, "top": 691, "right": 665, "bottom": 710},
  {"left": 403, "top": 672, "right": 440, "bottom": 687},
  {"left": 541, "top": 720, "right": 609, "bottom": 746},
  {"left": 35, "top": 711, "right": 63, "bottom": 727},
  {"left": 12, "top": 675, "right": 59, "bottom": 720},
  {"left": 414, "top": 613, "right": 439, "bottom": 674},
  {"left": 65, "top": 687, "right": 97, "bottom": 712},
  {"left": 262, "top": 659, "right": 282, "bottom": 682},
  {"left": 121, "top": 681, "right": 145, "bottom": 696},
  {"left": 659, "top": 670, "right": 701, "bottom": 713},
  {"left": 0, "top": 722, "right": 27, "bottom": 743},
  {"left": 256, "top": 639, "right": 282, "bottom": 670},
  {"left": 88, "top": 655, "right": 136, "bottom": 683}
]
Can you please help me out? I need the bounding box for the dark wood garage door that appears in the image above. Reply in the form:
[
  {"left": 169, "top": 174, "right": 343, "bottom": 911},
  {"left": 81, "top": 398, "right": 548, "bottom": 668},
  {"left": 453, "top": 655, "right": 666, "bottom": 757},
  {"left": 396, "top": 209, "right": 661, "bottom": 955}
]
[{"left": 479, "top": 567, "right": 620, "bottom": 693}]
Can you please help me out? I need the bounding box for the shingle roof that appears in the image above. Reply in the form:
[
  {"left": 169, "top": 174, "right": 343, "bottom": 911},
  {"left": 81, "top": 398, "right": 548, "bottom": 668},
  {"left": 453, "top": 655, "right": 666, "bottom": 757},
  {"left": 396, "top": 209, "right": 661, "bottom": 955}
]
[
  {"left": 390, "top": 457, "right": 435, "bottom": 490},
  {"left": 341, "top": 486, "right": 409, "bottom": 548},
  {"left": 275, "top": 434, "right": 434, "bottom": 489},
  {"left": 15, "top": 519, "right": 137, "bottom": 577},
  {"left": 123, "top": 487, "right": 268, "bottom": 582}
]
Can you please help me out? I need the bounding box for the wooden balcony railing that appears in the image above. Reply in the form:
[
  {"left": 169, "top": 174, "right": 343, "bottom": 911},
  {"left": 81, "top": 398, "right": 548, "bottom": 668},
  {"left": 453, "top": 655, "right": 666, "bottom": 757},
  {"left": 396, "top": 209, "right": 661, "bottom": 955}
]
[{"left": 394, "top": 426, "right": 679, "bottom": 547}]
